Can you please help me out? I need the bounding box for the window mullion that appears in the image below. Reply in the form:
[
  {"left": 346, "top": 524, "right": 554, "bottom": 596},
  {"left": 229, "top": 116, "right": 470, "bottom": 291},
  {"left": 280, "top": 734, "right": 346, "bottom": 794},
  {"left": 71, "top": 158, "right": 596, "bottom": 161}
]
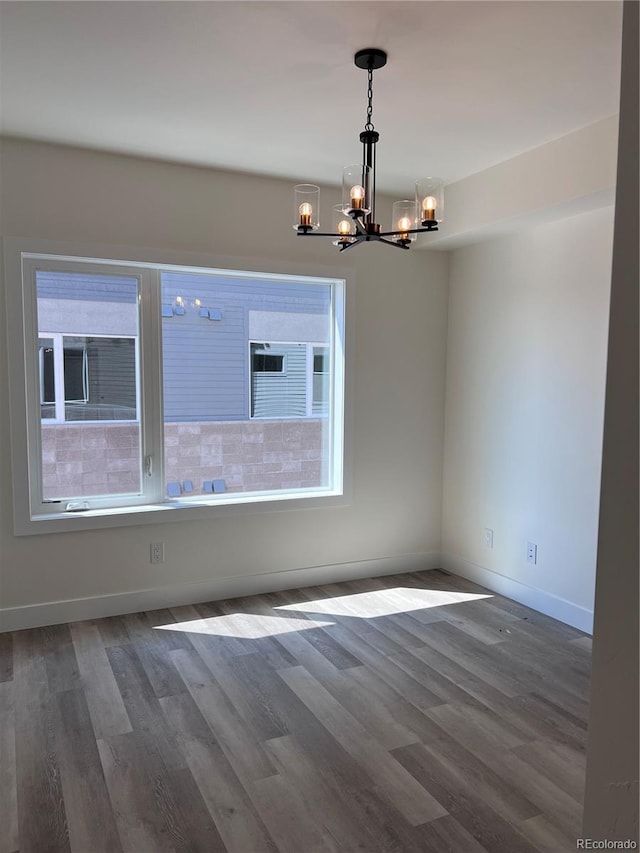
[
  {"left": 53, "top": 334, "right": 65, "bottom": 422},
  {"left": 139, "top": 269, "right": 165, "bottom": 503},
  {"left": 305, "top": 343, "right": 314, "bottom": 417}
]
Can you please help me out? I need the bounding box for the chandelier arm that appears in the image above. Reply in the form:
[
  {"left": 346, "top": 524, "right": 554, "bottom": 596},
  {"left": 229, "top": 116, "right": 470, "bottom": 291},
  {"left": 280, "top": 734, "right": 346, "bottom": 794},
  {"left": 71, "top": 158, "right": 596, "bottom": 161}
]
[
  {"left": 378, "top": 237, "right": 411, "bottom": 250},
  {"left": 379, "top": 226, "right": 439, "bottom": 237},
  {"left": 352, "top": 216, "right": 368, "bottom": 235},
  {"left": 338, "top": 238, "right": 364, "bottom": 253},
  {"left": 296, "top": 231, "right": 352, "bottom": 238}
]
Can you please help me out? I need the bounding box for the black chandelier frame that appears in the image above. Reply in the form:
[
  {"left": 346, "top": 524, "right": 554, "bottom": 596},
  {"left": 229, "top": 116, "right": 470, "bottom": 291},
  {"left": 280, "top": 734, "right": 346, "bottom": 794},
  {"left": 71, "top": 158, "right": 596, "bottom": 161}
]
[{"left": 296, "top": 48, "right": 440, "bottom": 252}]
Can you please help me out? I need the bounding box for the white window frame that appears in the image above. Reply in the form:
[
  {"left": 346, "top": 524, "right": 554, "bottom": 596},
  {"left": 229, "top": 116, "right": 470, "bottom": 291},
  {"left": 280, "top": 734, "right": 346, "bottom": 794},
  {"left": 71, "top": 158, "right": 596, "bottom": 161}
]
[
  {"left": 5, "top": 241, "right": 347, "bottom": 535},
  {"left": 38, "top": 337, "right": 57, "bottom": 414}
]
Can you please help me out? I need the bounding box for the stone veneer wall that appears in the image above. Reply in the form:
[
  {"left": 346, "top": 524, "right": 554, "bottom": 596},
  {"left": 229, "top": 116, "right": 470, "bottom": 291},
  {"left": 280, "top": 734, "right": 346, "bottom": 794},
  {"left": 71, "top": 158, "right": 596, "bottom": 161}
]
[
  {"left": 41, "top": 423, "right": 141, "bottom": 500},
  {"left": 41, "top": 419, "right": 326, "bottom": 499}
]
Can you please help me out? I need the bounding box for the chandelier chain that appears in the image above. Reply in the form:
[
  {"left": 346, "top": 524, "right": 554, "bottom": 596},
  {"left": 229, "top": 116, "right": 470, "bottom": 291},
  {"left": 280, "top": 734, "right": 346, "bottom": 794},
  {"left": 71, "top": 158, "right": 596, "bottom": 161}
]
[{"left": 365, "top": 66, "right": 374, "bottom": 131}]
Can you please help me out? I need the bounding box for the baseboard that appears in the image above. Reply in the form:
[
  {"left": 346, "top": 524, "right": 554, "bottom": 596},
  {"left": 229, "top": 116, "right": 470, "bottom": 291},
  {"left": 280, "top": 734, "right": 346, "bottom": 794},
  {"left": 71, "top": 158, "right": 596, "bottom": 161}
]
[
  {"left": 0, "top": 551, "right": 441, "bottom": 632},
  {"left": 441, "top": 551, "right": 594, "bottom": 634}
]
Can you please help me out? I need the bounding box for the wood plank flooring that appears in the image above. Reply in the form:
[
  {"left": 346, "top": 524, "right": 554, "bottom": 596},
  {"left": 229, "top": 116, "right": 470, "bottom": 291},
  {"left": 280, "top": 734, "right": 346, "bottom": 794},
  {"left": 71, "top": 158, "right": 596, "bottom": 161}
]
[{"left": 0, "top": 569, "right": 591, "bottom": 853}]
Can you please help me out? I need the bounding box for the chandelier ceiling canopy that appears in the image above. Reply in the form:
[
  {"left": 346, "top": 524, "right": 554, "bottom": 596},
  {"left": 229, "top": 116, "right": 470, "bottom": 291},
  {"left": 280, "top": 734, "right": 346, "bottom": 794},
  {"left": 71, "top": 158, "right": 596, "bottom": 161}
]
[{"left": 294, "top": 48, "right": 444, "bottom": 252}]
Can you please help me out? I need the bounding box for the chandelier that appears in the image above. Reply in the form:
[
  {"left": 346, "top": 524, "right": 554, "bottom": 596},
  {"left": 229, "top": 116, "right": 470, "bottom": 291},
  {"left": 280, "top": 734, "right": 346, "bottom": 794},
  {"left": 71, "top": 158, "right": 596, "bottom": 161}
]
[{"left": 294, "top": 48, "right": 444, "bottom": 252}]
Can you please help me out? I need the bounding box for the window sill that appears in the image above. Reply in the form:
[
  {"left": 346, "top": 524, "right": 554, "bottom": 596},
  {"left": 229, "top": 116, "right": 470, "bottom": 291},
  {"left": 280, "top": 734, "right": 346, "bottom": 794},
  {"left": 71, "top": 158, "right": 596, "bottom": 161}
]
[{"left": 17, "top": 487, "right": 347, "bottom": 536}]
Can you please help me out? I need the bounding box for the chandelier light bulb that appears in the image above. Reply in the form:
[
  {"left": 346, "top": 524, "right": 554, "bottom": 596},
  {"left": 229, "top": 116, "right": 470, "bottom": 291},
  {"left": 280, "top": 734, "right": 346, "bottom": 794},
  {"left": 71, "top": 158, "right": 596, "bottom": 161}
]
[
  {"left": 392, "top": 199, "right": 417, "bottom": 244},
  {"left": 294, "top": 185, "right": 320, "bottom": 231},
  {"left": 422, "top": 196, "right": 437, "bottom": 220},
  {"left": 332, "top": 203, "right": 355, "bottom": 245},
  {"left": 417, "top": 179, "right": 444, "bottom": 225},
  {"left": 298, "top": 202, "right": 313, "bottom": 226},
  {"left": 350, "top": 185, "right": 365, "bottom": 209}
]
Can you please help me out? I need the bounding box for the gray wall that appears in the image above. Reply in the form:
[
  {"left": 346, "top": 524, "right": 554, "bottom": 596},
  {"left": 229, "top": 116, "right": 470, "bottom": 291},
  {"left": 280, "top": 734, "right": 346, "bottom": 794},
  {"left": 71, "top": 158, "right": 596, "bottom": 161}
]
[{"left": 583, "top": 0, "right": 639, "bottom": 840}]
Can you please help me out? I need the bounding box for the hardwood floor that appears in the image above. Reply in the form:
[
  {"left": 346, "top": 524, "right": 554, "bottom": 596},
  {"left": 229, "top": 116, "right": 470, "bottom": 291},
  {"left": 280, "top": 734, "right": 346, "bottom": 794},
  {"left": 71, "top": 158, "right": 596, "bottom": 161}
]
[{"left": 0, "top": 569, "right": 591, "bottom": 853}]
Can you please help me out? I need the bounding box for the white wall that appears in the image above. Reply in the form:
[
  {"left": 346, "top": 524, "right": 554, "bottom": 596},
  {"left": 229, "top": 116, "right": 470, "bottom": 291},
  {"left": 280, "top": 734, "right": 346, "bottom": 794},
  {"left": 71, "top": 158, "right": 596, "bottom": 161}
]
[
  {"left": 441, "top": 207, "right": 614, "bottom": 631},
  {"left": 427, "top": 116, "right": 618, "bottom": 249},
  {"left": 0, "top": 139, "right": 449, "bottom": 627}
]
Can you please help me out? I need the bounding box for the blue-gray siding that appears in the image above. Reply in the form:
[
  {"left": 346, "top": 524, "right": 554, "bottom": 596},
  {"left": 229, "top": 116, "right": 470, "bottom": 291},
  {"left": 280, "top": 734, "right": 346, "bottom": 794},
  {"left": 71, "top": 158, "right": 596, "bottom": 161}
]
[
  {"left": 36, "top": 271, "right": 138, "bottom": 303},
  {"left": 35, "top": 269, "right": 332, "bottom": 423},
  {"left": 161, "top": 272, "right": 331, "bottom": 422}
]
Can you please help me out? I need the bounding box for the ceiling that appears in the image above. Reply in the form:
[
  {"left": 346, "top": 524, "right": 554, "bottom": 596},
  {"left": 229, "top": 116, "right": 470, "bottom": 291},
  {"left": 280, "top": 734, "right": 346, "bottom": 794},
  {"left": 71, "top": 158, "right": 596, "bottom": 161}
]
[{"left": 0, "top": 1, "right": 623, "bottom": 195}]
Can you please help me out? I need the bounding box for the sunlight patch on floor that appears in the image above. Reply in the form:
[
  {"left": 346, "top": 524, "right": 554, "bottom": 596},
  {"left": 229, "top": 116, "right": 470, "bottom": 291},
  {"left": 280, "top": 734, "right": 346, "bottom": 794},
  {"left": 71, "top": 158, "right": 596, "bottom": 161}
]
[
  {"left": 274, "top": 587, "right": 492, "bottom": 618},
  {"left": 154, "top": 612, "right": 335, "bottom": 639}
]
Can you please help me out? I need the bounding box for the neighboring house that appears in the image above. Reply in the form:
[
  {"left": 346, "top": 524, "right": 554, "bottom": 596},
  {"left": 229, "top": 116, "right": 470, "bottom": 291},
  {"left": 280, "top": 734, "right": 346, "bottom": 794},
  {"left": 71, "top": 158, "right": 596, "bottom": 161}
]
[
  {"left": 37, "top": 272, "right": 138, "bottom": 423},
  {"left": 159, "top": 270, "right": 331, "bottom": 422}
]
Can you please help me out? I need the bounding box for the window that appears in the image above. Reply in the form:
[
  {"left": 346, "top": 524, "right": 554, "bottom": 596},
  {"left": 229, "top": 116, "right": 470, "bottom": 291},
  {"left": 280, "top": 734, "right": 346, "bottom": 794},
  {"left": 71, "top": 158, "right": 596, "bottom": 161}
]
[
  {"left": 249, "top": 342, "right": 331, "bottom": 420},
  {"left": 39, "top": 334, "right": 137, "bottom": 422},
  {"left": 313, "top": 346, "right": 330, "bottom": 415},
  {"left": 10, "top": 252, "right": 345, "bottom": 530},
  {"left": 251, "top": 347, "right": 285, "bottom": 374},
  {"left": 250, "top": 343, "right": 304, "bottom": 419}
]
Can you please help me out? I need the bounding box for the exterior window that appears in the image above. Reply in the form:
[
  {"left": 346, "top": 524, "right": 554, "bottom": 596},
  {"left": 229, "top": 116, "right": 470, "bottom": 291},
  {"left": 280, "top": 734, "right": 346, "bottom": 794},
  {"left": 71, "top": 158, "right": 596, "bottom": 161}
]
[
  {"left": 313, "top": 346, "right": 330, "bottom": 415},
  {"left": 249, "top": 342, "right": 331, "bottom": 420},
  {"left": 9, "top": 252, "right": 346, "bottom": 529},
  {"left": 250, "top": 343, "right": 306, "bottom": 419},
  {"left": 252, "top": 348, "right": 285, "bottom": 374},
  {"left": 38, "top": 334, "right": 137, "bottom": 422}
]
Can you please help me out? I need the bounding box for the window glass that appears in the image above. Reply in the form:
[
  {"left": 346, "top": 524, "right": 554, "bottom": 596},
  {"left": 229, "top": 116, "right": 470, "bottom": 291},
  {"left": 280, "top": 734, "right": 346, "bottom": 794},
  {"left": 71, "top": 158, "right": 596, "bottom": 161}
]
[
  {"left": 161, "top": 271, "right": 334, "bottom": 499},
  {"left": 252, "top": 348, "right": 285, "bottom": 373},
  {"left": 35, "top": 271, "right": 142, "bottom": 501},
  {"left": 62, "top": 336, "right": 137, "bottom": 421}
]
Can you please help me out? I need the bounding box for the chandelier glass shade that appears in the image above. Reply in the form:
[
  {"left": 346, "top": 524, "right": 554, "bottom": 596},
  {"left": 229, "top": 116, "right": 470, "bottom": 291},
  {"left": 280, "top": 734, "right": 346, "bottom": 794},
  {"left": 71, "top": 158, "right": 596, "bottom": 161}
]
[{"left": 293, "top": 48, "right": 444, "bottom": 252}]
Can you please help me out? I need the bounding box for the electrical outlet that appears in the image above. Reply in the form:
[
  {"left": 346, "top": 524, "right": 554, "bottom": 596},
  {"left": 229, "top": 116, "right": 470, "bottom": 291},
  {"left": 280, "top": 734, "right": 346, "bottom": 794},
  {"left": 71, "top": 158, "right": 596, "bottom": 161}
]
[
  {"left": 150, "top": 542, "right": 165, "bottom": 564},
  {"left": 527, "top": 541, "right": 537, "bottom": 565},
  {"left": 484, "top": 528, "right": 494, "bottom": 548}
]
